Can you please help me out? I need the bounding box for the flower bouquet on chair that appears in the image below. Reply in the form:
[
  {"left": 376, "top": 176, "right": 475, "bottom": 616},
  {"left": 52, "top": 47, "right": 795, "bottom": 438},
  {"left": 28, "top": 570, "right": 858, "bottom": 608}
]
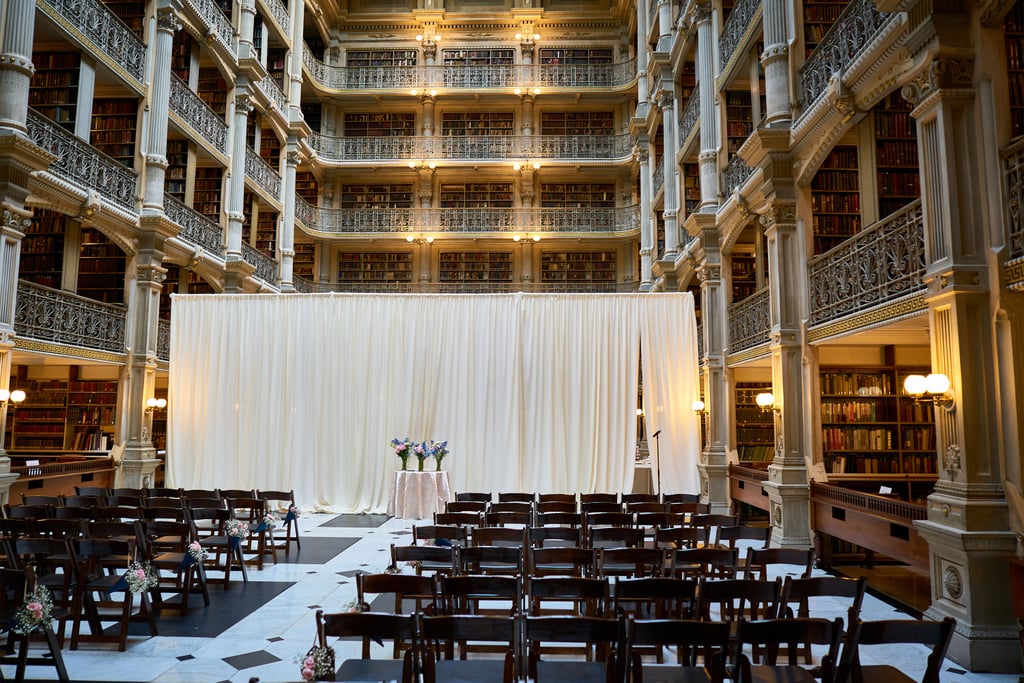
[
  {"left": 13, "top": 584, "right": 54, "bottom": 634},
  {"left": 225, "top": 519, "right": 249, "bottom": 550}
]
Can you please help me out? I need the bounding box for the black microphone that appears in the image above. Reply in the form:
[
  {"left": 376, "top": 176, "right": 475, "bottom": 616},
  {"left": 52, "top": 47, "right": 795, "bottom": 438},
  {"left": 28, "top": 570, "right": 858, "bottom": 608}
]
[{"left": 652, "top": 430, "right": 661, "bottom": 438}]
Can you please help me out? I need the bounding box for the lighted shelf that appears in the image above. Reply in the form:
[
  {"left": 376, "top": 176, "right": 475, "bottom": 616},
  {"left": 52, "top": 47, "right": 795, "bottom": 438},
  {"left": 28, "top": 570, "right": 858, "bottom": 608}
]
[
  {"left": 438, "top": 252, "right": 513, "bottom": 282},
  {"left": 337, "top": 252, "right": 413, "bottom": 283}
]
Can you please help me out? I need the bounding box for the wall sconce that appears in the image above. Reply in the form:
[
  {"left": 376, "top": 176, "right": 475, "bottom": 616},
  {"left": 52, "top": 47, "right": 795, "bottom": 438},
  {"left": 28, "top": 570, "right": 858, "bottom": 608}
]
[
  {"left": 903, "top": 373, "right": 955, "bottom": 412},
  {"left": 416, "top": 33, "right": 442, "bottom": 43},
  {"left": 406, "top": 235, "right": 434, "bottom": 244},
  {"left": 512, "top": 161, "right": 541, "bottom": 171},
  {"left": 408, "top": 160, "right": 437, "bottom": 170},
  {"left": 0, "top": 389, "right": 26, "bottom": 408},
  {"left": 691, "top": 400, "right": 706, "bottom": 414},
  {"left": 145, "top": 397, "right": 167, "bottom": 414},
  {"left": 511, "top": 235, "right": 541, "bottom": 242},
  {"left": 755, "top": 391, "right": 777, "bottom": 413}
]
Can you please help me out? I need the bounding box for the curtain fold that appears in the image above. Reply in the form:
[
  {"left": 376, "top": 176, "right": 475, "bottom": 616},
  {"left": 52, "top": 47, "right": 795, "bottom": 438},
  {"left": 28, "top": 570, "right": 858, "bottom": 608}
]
[{"left": 167, "top": 292, "right": 698, "bottom": 510}]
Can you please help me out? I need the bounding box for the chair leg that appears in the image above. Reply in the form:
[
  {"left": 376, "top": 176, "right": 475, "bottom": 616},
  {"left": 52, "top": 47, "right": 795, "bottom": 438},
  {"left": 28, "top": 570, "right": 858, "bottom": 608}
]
[
  {"left": 43, "top": 626, "right": 69, "bottom": 681},
  {"left": 194, "top": 563, "right": 211, "bottom": 606}
]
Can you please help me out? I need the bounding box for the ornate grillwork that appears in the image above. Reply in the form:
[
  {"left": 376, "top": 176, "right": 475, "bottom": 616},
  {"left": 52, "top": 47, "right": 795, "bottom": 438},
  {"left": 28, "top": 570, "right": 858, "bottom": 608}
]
[
  {"left": 261, "top": 0, "right": 290, "bottom": 34},
  {"left": 157, "top": 319, "right": 170, "bottom": 361},
  {"left": 241, "top": 242, "right": 278, "bottom": 284},
  {"left": 245, "top": 147, "right": 282, "bottom": 201},
  {"left": 679, "top": 83, "right": 701, "bottom": 142},
  {"left": 532, "top": 134, "right": 633, "bottom": 159},
  {"left": 652, "top": 163, "right": 665, "bottom": 196},
  {"left": 165, "top": 196, "right": 224, "bottom": 255},
  {"left": 799, "top": 0, "right": 892, "bottom": 113},
  {"left": 39, "top": 0, "right": 146, "bottom": 86},
  {"left": 302, "top": 46, "right": 637, "bottom": 91},
  {"left": 15, "top": 280, "right": 126, "bottom": 354},
  {"left": 27, "top": 110, "right": 138, "bottom": 212},
  {"left": 719, "top": 0, "right": 762, "bottom": 69},
  {"left": 170, "top": 75, "right": 228, "bottom": 154},
  {"left": 723, "top": 155, "right": 755, "bottom": 194},
  {"left": 257, "top": 75, "right": 288, "bottom": 115},
  {"left": 728, "top": 286, "right": 770, "bottom": 353},
  {"left": 307, "top": 134, "right": 634, "bottom": 162},
  {"left": 1005, "top": 139, "right": 1024, "bottom": 260},
  {"left": 184, "top": 0, "right": 235, "bottom": 54},
  {"left": 294, "top": 205, "right": 640, "bottom": 235},
  {"left": 808, "top": 200, "right": 925, "bottom": 325},
  {"left": 326, "top": 281, "right": 638, "bottom": 294}
]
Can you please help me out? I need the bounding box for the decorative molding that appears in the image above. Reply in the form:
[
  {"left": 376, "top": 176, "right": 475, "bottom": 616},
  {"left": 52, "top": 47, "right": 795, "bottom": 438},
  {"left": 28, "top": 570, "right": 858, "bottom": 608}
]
[{"left": 902, "top": 57, "right": 975, "bottom": 106}]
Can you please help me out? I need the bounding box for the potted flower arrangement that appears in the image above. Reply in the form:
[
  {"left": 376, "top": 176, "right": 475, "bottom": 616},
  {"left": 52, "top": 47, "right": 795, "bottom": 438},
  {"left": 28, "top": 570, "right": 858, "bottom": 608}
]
[
  {"left": 390, "top": 437, "right": 413, "bottom": 470},
  {"left": 427, "top": 440, "right": 449, "bottom": 471}
]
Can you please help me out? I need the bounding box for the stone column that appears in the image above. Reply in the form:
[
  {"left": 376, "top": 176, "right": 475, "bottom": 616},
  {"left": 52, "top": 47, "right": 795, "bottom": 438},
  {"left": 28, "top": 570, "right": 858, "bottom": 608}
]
[
  {"left": 0, "top": 209, "right": 30, "bottom": 503},
  {"left": 635, "top": 142, "right": 653, "bottom": 291},
  {"left": 278, "top": 147, "right": 299, "bottom": 290},
  {"left": 694, "top": 3, "right": 719, "bottom": 211},
  {"left": 0, "top": 0, "right": 36, "bottom": 132},
  {"left": 903, "top": 56, "right": 1019, "bottom": 671},
  {"left": 760, "top": 0, "right": 791, "bottom": 128},
  {"left": 225, "top": 93, "right": 253, "bottom": 263},
  {"left": 421, "top": 95, "right": 435, "bottom": 137},
  {"left": 656, "top": 0, "right": 672, "bottom": 52},
  {"left": 142, "top": 7, "right": 180, "bottom": 215},
  {"left": 520, "top": 94, "right": 534, "bottom": 137},
  {"left": 520, "top": 240, "right": 534, "bottom": 282},
  {"left": 657, "top": 91, "right": 679, "bottom": 258},
  {"left": 287, "top": 0, "right": 305, "bottom": 111},
  {"left": 633, "top": 0, "right": 649, "bottom": 119}
]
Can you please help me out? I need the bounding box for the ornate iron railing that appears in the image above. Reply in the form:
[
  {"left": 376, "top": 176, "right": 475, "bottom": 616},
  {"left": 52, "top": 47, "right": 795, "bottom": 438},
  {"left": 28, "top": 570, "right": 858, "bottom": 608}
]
[
  {"left": 728, "top": 286, "right": 770, "bottom": 353},
  {"left": 241, "top": 242, "right": 278, "bottom": 284},
  {"left": 294, "top": 204, "right": 641, "bottom": 236},
  {"left": 719, "top": 0, "right": 762, "bottom": 69},
  {"left": 308, "top": 133, "right": 634, "bottom": 162},
  {"left": 38, "top": 0, "right": 146, "bottom": 86},
  {"left": 157, "top": 319, "right": 170, "bottom": 361},
  {"left": 169, "top": 75, "right": 228, "bottom": 154},
  {"left": 678, "top": 83, "right": 700, "bottom": 142},
  {"left": 258, "top": 75, "right": 288, "bottom": 114},
  {"left": 723, "top": 155, "right": 755, "bottom": 195},
  {"left": 27, "top": 110, "right": 138, "bottom": 212},
  {"left": 799, "top": 0, "right": 892, "bottom": 113},
  {"left": 652, "top": 163, "right": 665, "bottom": 196},
  {"left": 15, "top": 280, "right": 126, "bottom": 354},
  {"left": 303, "top": 47, "right": 638, "bottom": 91},
  {"left": 1005, "top": 139, "right": 1024, "bottom": 260},
  {"left": 322, "top": 281, "right": 640, "bottom": 293},
  {"left": 245, "top": 147, "right": 282, "bottom": 201},
  {"left": 165, "top": 196, "right": 224, "bottom": 255},
  {"left": 808, "top": 200, "right": 925, "bottom": 325},
  {"left": 260, "top": 0, "right": 290, "bottom": 35},
  {"left": 292, "top": 276, "right": 328, "bottom": 293},
  {"left": 184, "top": 0, "right": 235, "bottom": 55}
]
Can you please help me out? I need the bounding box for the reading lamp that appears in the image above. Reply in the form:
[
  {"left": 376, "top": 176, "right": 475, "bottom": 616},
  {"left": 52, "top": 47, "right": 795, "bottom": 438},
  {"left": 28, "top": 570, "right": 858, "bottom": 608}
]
[
  {"left": 145, "top": 397, "right": 167, "bottom": 414},
  {"left": 903, "top": 373, "right": 955, "bottom": 412}
]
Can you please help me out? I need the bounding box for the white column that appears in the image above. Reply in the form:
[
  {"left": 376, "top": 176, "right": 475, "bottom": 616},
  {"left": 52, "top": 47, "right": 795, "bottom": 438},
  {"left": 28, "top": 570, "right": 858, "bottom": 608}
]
[
  {"left": 635, "top": 142, "right": 653, "bottom": 290},
  {"left": 0, "top": 0, "right": 36, "bottom": 132},
  {"left": 695, "top": 3, "right": 719, "bottom": 209},
  {"left": 278, "top": 147, "right": 298, "bottom": 290},
  {"left": 657, "top": 91, "right": 679, "bottom": 257},
  {"left": 226, "top": 94, "right": 253, "bottom": 260},
  {"left": 761, "top": 0, "right": 791, "bottom": 128},
  {"left": 142, "top": 8, "right": 180, "bottom": 215}
]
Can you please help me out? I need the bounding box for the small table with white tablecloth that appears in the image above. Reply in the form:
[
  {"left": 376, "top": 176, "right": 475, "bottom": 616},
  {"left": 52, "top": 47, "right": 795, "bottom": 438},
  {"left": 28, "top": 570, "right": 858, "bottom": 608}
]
[{"left": 387, "top": 470, "right": 452, "bottom": 519}]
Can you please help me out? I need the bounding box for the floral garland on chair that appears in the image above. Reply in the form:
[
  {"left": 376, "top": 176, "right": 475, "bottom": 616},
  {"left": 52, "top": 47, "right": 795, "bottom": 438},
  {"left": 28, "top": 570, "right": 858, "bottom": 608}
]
[
  {"left": 13, "top": 584, "right": 54, "bottom": 634},
  {"left": 123, "top": 561, "right": 159, "bottom": 594}
]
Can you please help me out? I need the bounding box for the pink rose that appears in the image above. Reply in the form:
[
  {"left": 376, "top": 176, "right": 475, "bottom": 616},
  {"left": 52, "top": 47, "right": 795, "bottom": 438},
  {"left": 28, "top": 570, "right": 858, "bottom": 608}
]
[
  {"left": 304, "top": 656, "right": 314, "bottom": 668},
  {"left": 27, "top": 601, "right": 42, "bottom": 619},
  {"left": 134, "top": 569, "right": 146, "bottom": 581},
  {"left": 301, "top": 666, "right": 315, "bottom": 680},
  {"left": 189, "top": 541, "right": 201, "bottom": 552}
]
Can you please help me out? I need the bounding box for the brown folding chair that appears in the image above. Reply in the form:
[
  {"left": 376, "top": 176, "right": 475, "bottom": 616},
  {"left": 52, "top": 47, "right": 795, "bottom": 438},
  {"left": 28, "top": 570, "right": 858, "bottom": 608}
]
[
  {"left": 0, "top": 566, "right": 69, "bottom": 681},
  {"left": 834, "top": 617, "right": 955, "bottom": 683},
  {"left": 318, "top": 609, "right": 419, "bottom": 683}
]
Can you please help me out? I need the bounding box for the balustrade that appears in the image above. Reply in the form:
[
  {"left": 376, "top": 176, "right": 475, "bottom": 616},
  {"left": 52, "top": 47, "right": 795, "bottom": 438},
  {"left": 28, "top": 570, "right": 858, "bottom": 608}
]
[
  {"left": 15, "top": 281, "right": 126, "bottom": 354},
  {"left": 259, "top": 0, "right": 290, "bottom": 34},
  {"left": 807, "top": 200, "right": 925, "bottom": 326},
  {"left": 678, "top": 83, "right": 700, "bottom": 144},
  {"left": 183, "top": 0, "right": 235, "bottom": 56},
  {"left": 652, "top": 164, "right": 665, "bottom": 196},
  {"left": 157, "top": 319, "right": 170, "bottom": 361},
  {"left": 27, "top": 110, "right": 138, "bottom": 212},
  {"left": 245, "top": 147, "right": 282, "bottom": 202},
  {"left": 258, "top": 75, "right": 288, "bottom": 114},
  {"left": 169, "top": 75, "right": 229, "bottom": 154},
  {"left": 722, "top": 155, "right": 755, "bottom": 195},
  {"left": 1004, "top": 139, "right": 1024, "bottom": 261},
  {"left": 719, "top": 0, "right": 762, "bottom": 69},
  {"left": 38, "top": 0, "right": 146, "bottom": 87},
  {"left": 728, "top": 286, "right": 770, "bottom": 353},
  {"left": 241, "top": 243, "right": 279, "bottom": 284},
  {"left": 308, "top": 134, "right": 633, "bottom": 163},
  {"left": 165, "top": 197, "right": 224, "bottom": 256}
]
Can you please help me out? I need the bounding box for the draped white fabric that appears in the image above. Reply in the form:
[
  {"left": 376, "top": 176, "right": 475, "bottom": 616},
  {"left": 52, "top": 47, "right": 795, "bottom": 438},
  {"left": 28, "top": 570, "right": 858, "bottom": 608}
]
[{"left": 167, "top": 292, "right": 700, "bottom": 511}]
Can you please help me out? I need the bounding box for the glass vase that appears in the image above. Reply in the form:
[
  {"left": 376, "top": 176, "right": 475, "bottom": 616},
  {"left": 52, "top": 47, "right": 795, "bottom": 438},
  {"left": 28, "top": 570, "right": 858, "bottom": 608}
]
[
  {"left": 400, "top": 456, "right": 409, "bottom": 471},
  {"left": 434, "top": 457, "right": 443, "bottom": 471},
  {"left": 417, "top": 457, "right": 425, "bottom": 472}
]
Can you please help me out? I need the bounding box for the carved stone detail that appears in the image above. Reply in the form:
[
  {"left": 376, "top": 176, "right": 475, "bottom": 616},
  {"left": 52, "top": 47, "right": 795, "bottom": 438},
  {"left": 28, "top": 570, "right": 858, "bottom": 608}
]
[
  {"left": 902, "top": 58, "right": 975, "bottom": 105},
  {"left": 157, "top": 7, "right": 182, "bottom": 33}
]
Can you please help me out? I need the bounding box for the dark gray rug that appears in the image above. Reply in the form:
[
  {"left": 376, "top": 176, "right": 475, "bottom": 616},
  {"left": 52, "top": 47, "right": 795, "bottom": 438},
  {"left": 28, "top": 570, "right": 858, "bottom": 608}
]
[
  {"left": 273, "top": 536, "right": 360, "bottom": 564},
  {"left": 126, "top": 581, "right": 294, "bottom": 638},
  {"left": 321, "top": 513, "right": 391, "bottom": 528}
]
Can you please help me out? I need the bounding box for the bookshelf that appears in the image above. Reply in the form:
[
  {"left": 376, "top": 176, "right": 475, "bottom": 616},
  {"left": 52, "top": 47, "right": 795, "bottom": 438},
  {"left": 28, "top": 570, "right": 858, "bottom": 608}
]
[
  {"left": 91, "top": 98, "right": 139, "bottom": 167},
  {"left": 540, "top": 183, "right": 616, "bottom": 208},
  {"left": 735, "top": 382, "right": 774, "bottom": 461},
  {"left": 301, "top": 102, "right": 322, "bottom": 134},
  {"left": 193, "top": 167, "right": 224, "bottom": 225},
  {"left": 6, "top": 371, "right": 119, "bottom": 452},
  {"left": 255, "top": 209, "right": 277, "bottom": 256},
  {"left": 295, "top": 172, "right": 318, "bottom": 202},
  {"left": 260, "top": 127, "right": 281, "bottom": 167},
  {"left": 538, "top": 48, "right": 613, "bottom": 64},
  {"left": 341, "top": 184, "right": 414, "bottom": 209},
  {"left": 293, "top": 242, "right": 316, "bottom": 278},
  {"left": 811, "top": 145, "right": 860, "bottom": 254},
  {"left": 172, "top": 31, "right": 192, "bottom": 82},
  {"left": 679, "top": 60, "right": 697, "bottom": 101},
  {"left": 29, "top": 52, "right": 80, "bottom": 132},
  {"left": 165, "top": 139, "right": 189, "bottom": 203},
  {"left": 683, "top": 162, "right": 700, "bottom": 217},
  {"left": 873, "top": 92, "right": 920, "bottom": 219},
  {"left": 439, "top": 183, "right": 513, "bottom": 208},
  {"left": 725, "top": 90, "right": 753, "bottom": 159},
  {"left": 346, "top": 49, "right": 418, "bottom": 66},
  {"left": 267, "top": 47, "right": 287, "bottom": 87},
  {"left": 65, "top": 377, "right": 117, "bottom": 451},
  {"left": 820, "top": 364, "right": 937, "bottom": 502},
  {"left": 20, "top": 209, "right": 66, "bottom": 290},
  {"left": 540, "top": 251, "right": 616, "bottom": 283},
  {"left": 539, "top": 112, "right": 614, "bottom": 136},
  {"left": 441, "top": 112, "right": 515, "bottom": 136},
  {"left": 77, "top": 227, "right": 126, "bottom": 304},
  {"left": 1009, "top": 1, "right": 1024, "bottom": 140},
  {"left": 344, "top": 113, "right": 416, "bottom": 137},
  {"left": 731, "top": 252, "right": 757, "bottom": 302},
  {"left": 803, "top": 2, "right": 846, "bottom": 57},
  {"left": 438, "top": 252, "right": 513, "bottom": 282},
  {"left": 242, "top": 191, "right": 254, "bottom": 244},
  {"left": 336, "top": 252, "right": 413, "bottom": 283},
  {"left": 8, "top": 378, "right": 69, "bottom": 451},
  {"left": 442, "top": 48, "right": 514, "bottom": 66},
  {"left": 197, "top": 68, "right": 228, "bottom": 118},
  {"left": 100, "top": 0, "right": 145, "bottom": 38}
]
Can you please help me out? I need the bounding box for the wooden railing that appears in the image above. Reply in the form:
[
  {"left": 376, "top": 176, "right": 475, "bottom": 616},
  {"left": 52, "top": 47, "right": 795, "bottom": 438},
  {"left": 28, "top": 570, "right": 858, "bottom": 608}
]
[{"left": 9, "top": 453, "right": 116, "bottom": 498}]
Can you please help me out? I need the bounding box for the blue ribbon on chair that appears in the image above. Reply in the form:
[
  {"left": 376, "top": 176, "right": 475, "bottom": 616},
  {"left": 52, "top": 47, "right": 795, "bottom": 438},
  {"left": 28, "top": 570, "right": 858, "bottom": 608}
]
[
  {"left": 253, "top": 521, "right": 268, "bottom": 533},
  {"left": 111, "top": 575, "right": 129, "bottom": 592},
  {"left": 229, "top": 536, "right": 241, "bottom": 551},
  {"left": 285, "top": 509, "right": 296, "bottom": 524},
  {"left": 179, "top": 553, "right": 197, "bottom": 570}
]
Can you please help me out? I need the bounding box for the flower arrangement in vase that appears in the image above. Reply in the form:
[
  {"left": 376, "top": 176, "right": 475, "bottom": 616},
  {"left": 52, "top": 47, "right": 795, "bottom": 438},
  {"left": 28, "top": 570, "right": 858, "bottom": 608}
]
[
  {"left": 391, "top": 437, "right": 413, "bottom": 470},
  {"left": 427, "top": 440, "right": 449, "bottom": 471},
  {"left": 413, "top": 441, "right": 427, "bottom": 471}
]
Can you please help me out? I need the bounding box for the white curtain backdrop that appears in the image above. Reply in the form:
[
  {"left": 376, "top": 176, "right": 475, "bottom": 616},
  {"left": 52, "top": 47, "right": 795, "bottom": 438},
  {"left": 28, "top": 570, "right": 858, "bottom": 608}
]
[{"left": 167, "top": 292, "right": 700, "bottom": 511}]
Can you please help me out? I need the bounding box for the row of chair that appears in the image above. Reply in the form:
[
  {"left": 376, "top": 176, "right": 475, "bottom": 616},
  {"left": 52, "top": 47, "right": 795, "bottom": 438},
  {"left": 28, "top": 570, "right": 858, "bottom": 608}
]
[{"left": 315, "top": 608, "right": 956, "bottom": 683}]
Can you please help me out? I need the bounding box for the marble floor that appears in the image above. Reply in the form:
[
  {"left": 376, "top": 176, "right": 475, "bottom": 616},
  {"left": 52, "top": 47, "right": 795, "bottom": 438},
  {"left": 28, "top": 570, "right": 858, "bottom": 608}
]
[{"left": 7, "top": 513, "right": 1021, "bottom": 683}]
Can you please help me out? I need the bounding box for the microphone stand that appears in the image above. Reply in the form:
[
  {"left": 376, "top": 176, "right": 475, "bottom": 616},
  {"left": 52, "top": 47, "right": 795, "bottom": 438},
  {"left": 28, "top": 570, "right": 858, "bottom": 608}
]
[{"left": 652, "top": 429, "right": 662, "bottom": 499}]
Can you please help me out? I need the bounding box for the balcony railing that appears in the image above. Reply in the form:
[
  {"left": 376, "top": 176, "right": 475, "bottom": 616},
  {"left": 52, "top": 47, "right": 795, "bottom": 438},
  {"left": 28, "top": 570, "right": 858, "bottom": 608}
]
[
  {"left": 321, "top": 281, "right": 640, "bottom": 294},
  {"left": 728, "top": 286, "right": 770, "bottom": 353},
  {"left": 294, "top": 201, "right": 640, "bottom": 236},
  {"left": 15, "top": 281, "right": 126, "bottom": 354},
  {"left": 808, "top": 200, "right": 925, "bottom": 326},
  {"left": 678, "top": 83, "right": 700, "bottom": 143},
  {"left": 245, "top": 147, "right": 282, "bottom": 202},
  {"left": 308, "top": 133, "right": 634, "bottom": 163},
  {"left": 258, "top": 75, "right": 288, "bottom": 115},
  {"left": 799, "top": 0, "right": 892, "bottom": 115},
  {"left": 719, "top": 0, "right": 762, "bottom": 69},
  {"left": 723, "top": 155, "right": 755, "bottom": 195},
  {"left": 1004, "top": 139, "right": 1024, "bottom": 261},
  {"left": 183, "top": 0, "right": 235, "bottom": 56},
  {"left": 303, "top": 48, "right": 638, "bottom": 91},
  {"left": 652, "top": 163, "right": 665, "bottom": 196},
  {"left": 38, "top": 0, "right": 146, "bottom": 87},
  {"left": 27, "top": 110, "right": 138, "bottom": 212},
  {"left": 241, "top": 243, "right": 278, "bottom": 284},
  {"left": 170, "top": 75, "right": 228, "bottom": 155},
  {"left": 165, "top": 196, "right": 224, "bottom": 256},
  {"left": 259, "top": 0, "right": 290, "bottom": 35},
  {"left": 157, "top": 319, "right": 170, "bottom": 361}
]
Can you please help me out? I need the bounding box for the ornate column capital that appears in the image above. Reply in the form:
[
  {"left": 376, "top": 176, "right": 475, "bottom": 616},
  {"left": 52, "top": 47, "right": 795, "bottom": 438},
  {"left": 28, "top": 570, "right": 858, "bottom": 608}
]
[
  {"left": 633, "top": 147, "right": 650, "bottom": 164},
  {"left": 759, "top": 203, "right": 798, "bottom": 231},
  {"left": 286, "top": 150, "right": 302, "bottom": 166},
  {"left": 135, "top": 264, "right": 168, "bottom": 284},
  {"left": 697, "top": 263, "right": 721, "bottom": 283},
  {"left": 156, "top": 7, "right": 182, "bottom": 34},
  {"left": 234, "top": 94, "right": 254, "bottom": 115},
  {"left": 2, "top": 209, "right": 31, "bottom": 235},
  {"left": 902, "top": 57, "right": 975, "bottom": 107},
  {"left": 655, "top": 90, "right": 674, "bottom": 111}
]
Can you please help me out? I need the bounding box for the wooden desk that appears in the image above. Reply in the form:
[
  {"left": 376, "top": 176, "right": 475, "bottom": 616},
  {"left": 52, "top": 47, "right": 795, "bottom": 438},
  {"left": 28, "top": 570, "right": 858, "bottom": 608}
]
[{"left": 387, "top": 470, "right": 452, "bottom": 519}]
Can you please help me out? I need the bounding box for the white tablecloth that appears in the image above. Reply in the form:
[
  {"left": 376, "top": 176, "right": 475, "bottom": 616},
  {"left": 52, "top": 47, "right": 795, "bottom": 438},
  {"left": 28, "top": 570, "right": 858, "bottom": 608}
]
[{"left": 387, "top": 470, "right": 452, "bottom": 519}]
